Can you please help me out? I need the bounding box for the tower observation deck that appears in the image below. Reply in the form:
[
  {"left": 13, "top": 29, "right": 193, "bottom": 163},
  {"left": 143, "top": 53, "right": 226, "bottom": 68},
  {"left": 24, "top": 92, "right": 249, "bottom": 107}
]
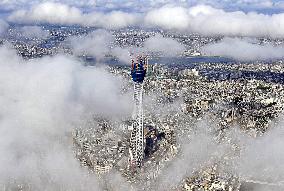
[{"left": 129, "top": 55, "right": 148, "bottom": 168}]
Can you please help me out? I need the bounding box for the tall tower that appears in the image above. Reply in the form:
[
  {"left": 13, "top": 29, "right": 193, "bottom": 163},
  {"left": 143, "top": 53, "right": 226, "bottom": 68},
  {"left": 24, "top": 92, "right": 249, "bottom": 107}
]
[{"left": 129, "top": 56, "right": 147, "bottom": 168}]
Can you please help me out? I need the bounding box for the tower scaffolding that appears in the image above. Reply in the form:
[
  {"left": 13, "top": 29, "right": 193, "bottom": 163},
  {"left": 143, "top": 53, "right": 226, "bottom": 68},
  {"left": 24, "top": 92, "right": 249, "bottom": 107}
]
[
  {"left": 129, "top": 55, "right": 148, "bottom": 168},
  {"left": 130, "top": 83, "right": 144, "bottom": 167}
]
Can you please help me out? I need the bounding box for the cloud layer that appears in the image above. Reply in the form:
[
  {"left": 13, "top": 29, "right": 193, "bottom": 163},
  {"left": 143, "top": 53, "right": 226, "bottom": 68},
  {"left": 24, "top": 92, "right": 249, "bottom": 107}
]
[
  {"left": 154, "top": 119, "right": 230, "bottom": 190},
  {"left": 67, "top": 31, "right": 186, "bottom": 63},
  {"left": 67, "top": 29, "right": 132, "bottom": 63},
  {"left": 145, "top": 4, "right": 284, "bottom": 38},
  {"left": 8, "top": 2, "right": 140, "bottom": 29},
  {"left": 140, "top": 34, "right": 186, "bottom": 56},
  {"left": 0, "top": 43, "right": 131, "bottom": 190},
  {"left": 0, "top": 38, "right": 284, "bottom": 190},
  {"left": 6, "top": 2, "right": 284, "bottom": 38},
  {"left": 0, "top": 19, "right": 8, "bottom": 36},
  {"left": 68, "top": 29, "right": 113, "bottom": 60},
  {"left": 238, "top": 124, "right": 284, "bottom": 184},
  {"left": 20, "top": 26, "right": 50, "bottom": 38},
  {"left": 202, "top": 37, "right": 284, "bottom": 61},
  {"left": 1, "top": 0, "right": 283, "bottom": 12}
]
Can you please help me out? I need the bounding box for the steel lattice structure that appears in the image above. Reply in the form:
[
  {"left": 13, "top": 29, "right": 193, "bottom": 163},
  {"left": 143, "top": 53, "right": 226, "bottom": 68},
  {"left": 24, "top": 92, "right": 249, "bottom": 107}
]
[
  {"left": 130, "top": 82, "right": 144, "bottom": 167},
  {"left": 129, "top": 56, "right": 147, "bottom": 168}
]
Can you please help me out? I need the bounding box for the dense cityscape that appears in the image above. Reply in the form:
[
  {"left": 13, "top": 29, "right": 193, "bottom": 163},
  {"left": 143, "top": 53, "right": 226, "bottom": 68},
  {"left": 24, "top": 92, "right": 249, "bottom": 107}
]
[{"left": 1, "top": 1, "right": 284, "bottom": 191}]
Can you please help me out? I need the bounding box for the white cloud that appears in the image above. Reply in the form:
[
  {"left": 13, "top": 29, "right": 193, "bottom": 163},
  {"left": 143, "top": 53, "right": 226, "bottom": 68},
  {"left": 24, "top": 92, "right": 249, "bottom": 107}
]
[
  {"left": 20, "top": 26, "right": 50, "bottom": 38},
  {"left": 0, "top": 43, "right": 131, "bottom": 189},
  {"left": 202, "top": 37, "right": 284, "bottom": 61},
  {"left": 154, "top": 114, "right": 284, "bottom": 190},
  {"left": 0, "top": 19, "right": 9, "bottom": 36},
  {"left": 1, "top": 29, "right": 284, "bottom": 189},
  {"left": 144, "top": 4, "right": 284, "bottom": 38},
  {"left": 7, "top": 2, "right": 284, "bottom": 37},
  {"left": 111, "top": 47, "right": 132, "bottom": 63},
  {"left": 9, "top": 2, "right": 82, "bottom": 25},
  {"left": 236, "top": 118, "right": 284, "bottom": 185},
  {"left": 67, "top": 31, "right": 186, "bottom": 64},
  {"left": 144, "top": 6, "right": 190, "bottom": 31},
  {"left": 1, "top": 0, "right": 284, "bottom": 13},
  {"left": 8, "top": 2, "right": 140, "bottom": 29},
  {"left": 141, "top": 34, "right": 186, "bottom": 56},
  {"left": 84, "top": 11, "right": 141, "bottom": 29},
  {"left": 67, "top": 29, "right": 133, "bottom": 64},
  {"left": 68, "top": 29, "right": 113, "bottom": 60},
  {"left": 154, "top": 119, "right": 230, "bottom": 190}
]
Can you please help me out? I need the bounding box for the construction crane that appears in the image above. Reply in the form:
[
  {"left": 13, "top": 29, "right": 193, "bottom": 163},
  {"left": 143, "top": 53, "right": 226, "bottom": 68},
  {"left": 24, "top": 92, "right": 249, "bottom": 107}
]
[{"left": 129, "top": 55, "right": 148, "bottom": 168}]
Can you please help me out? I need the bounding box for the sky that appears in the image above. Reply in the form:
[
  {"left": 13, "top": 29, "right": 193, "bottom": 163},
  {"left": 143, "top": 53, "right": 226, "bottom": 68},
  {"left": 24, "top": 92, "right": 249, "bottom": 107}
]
[{"left": 1, "top": 0, "right": 284, "bottom": 13}]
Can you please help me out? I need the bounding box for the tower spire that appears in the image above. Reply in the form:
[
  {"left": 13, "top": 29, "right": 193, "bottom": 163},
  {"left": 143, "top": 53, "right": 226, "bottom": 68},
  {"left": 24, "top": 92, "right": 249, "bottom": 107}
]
[{"left": 129, "top": 55, "right": 148, "bottom": 168}]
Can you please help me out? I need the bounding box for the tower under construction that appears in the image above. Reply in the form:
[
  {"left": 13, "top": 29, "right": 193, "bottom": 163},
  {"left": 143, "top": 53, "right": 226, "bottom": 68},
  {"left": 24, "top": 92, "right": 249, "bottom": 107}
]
[{"left": 129, "top": 55, "right": 148, "bottom": 168}]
